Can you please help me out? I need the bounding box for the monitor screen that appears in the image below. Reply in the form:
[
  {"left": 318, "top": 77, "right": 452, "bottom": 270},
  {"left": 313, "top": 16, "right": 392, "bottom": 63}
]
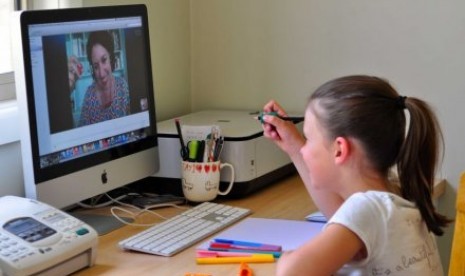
[{"left": 13, "top": 4, "right": 159, "bottom": 209}]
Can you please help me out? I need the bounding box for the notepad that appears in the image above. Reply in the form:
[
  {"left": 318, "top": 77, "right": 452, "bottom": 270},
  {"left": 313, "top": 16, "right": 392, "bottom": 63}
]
[
  {"left": 198, "top": 218, "right": 324, "bottom": 251},
  {"left": 305, "top": 211, "right": 328, "bottom": 223}
]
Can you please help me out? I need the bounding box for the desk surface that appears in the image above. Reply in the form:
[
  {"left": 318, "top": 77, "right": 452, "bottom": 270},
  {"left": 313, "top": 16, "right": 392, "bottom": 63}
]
[
  {"left": 75, "top": 174, "right": 445, "bottom": 276},
  {"left": 75, "top": 174, "right": 315, "bottom": 276}
]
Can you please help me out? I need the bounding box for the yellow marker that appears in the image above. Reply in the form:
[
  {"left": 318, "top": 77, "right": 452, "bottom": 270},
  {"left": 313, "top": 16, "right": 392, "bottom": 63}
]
[{"left": 196, "top": 254, "right": 275, "bottom": 264}]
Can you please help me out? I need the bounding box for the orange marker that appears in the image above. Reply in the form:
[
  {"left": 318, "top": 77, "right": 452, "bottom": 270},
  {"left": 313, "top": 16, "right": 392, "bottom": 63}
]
[{"left": 238, "top": 262, "right": 253, "bottom": 276}]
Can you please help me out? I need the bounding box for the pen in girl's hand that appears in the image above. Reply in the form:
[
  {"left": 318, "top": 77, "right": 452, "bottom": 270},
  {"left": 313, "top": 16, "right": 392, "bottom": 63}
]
[{"left": 254, "top": 111, "right": 304, "bottom": 124}]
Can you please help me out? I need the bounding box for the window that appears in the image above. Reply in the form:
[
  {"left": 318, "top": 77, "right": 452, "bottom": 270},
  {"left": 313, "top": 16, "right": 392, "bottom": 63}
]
[
  {"left": 0, "top": 0, "right": 14, "bottom": 74},
  {"left": 0, "top": 1, "right": 82, "bottom": 100}
]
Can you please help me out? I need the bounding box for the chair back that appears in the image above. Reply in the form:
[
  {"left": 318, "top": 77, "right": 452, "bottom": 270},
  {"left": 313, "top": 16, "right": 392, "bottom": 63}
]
[{"left": 449, "top": 172, "right": 465, "bottom": 276}]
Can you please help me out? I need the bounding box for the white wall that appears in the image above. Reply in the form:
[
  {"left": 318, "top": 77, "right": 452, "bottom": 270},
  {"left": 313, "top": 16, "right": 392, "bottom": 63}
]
[
  {"left": 0, "top": 142, "right": 23, "bottom": 196},
  {"left": 190, "top": 0, "right": 465, "bottom": 272},
  {"left": 83, "top": 0, "right": 192, "bottom": 121},
  {"left": 0, "top": 74, "right": 22, "bottom": 197}
]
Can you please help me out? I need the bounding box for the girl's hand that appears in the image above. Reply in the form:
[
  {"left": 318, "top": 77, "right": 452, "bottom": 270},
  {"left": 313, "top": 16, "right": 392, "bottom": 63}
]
[{"left": 261, "top": 100, "right": 305, "bottom": 157}]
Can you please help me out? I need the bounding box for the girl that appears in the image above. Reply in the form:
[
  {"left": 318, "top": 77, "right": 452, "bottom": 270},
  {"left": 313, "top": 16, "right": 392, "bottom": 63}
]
[{"left": 262, "top": 75, "right": 450, "bottom": 275}]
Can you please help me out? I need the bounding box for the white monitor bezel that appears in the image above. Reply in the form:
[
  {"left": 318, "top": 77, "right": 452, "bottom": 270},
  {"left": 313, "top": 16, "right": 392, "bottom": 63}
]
[{"left": 12, "top": 4, "right": 159, "bottom": 209}]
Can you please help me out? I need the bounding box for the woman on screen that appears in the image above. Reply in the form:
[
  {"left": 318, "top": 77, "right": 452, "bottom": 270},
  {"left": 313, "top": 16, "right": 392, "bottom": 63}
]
[{"left": 76, "top": 30, "right": 130, "bottom": 127}]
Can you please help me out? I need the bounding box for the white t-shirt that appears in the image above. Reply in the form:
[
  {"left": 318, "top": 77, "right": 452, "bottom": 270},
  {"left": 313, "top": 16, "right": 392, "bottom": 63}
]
[{"left": 326, "top": 191, "right": 444, "bottom": 276}]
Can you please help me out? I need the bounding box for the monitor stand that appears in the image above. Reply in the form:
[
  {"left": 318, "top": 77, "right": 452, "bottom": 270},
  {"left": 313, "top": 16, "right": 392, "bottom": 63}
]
[{"left": 69, "top": 213, "right": 134, "bottom": 236}]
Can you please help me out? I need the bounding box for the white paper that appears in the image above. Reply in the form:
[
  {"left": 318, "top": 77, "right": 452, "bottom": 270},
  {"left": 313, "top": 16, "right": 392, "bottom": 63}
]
[
  {"left": 199, "top": 217, "right": 324, "bottom": 251},
  {"left": 181, "top": 125, "right": 221, "bottom": 143}
]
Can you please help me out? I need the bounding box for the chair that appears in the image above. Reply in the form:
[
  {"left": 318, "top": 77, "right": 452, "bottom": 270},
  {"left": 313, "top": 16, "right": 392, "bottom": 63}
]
[{"left": 449, "top": 172, "right": 465, "bottom": 275}]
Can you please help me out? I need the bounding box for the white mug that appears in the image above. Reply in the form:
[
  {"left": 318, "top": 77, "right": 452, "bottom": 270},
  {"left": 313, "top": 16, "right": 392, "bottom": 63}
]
[{"left": 181, "top": 160, "right": 235, "bottom": 202}]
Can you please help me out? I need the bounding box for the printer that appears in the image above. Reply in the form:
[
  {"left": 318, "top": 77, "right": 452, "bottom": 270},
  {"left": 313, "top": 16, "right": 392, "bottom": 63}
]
[{"left": 152, "top": 110, "right": 301, "bottom": 197}]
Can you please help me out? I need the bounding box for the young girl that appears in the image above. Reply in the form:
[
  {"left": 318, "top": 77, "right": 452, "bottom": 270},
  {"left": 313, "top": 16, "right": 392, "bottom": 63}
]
[{"left": 261, "top": 75, "right": 451, "bottom": 275}]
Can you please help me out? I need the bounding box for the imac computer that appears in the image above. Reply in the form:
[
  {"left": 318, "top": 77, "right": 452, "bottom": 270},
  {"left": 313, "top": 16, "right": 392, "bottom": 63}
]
[{"left": 12, "top": 4, "right": 159, "bottom": 210}]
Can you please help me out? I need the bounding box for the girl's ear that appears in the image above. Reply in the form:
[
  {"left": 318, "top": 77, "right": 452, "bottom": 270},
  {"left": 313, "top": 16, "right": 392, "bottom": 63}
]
[{"left": 334, "top": 136, "right": 350, "bottom": 164}]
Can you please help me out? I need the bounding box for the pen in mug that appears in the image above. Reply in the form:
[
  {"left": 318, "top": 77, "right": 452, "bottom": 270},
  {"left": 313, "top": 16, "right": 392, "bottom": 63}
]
[
  {"left": 175, "top": 119, "right": 188, "bottom": 161},
  {"left": 204, "top": 137, "right": 212, "bottom": 162},
  {"left": 187, "top": 140, "right": 200, "bottom": 161},
  {"left": 212, "top": 136, "right": 224, "bottom": 161},
  {"left": 187, "top": 140, "right": 205, "bottom": 162},
  {"left": 196, "top": 140, "right": 205, "bottom": 162}
]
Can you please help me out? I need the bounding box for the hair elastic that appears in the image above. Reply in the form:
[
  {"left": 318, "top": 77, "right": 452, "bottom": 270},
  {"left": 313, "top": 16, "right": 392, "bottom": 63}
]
[{"left": 396, "top": 96, "right": 407, "bottom": 109}]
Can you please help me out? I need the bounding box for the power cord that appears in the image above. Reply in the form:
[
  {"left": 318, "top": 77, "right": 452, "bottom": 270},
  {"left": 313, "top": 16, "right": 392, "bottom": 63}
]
[
  {"left": 76, "top": 193, "right": 130, "bottom": 209},
  {"left": 78, "top": 191, "right": 189, "bottom": 227}
]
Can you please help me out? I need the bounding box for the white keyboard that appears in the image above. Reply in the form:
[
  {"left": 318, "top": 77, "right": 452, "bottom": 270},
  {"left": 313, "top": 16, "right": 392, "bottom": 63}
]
[{"left": 118, "top": 202, "right": 251, "bottom": 256}]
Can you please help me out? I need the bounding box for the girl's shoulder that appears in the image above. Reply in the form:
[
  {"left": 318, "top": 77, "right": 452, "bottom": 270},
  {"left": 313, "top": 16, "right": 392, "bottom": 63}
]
[
  {"left": 353, "top": 191, "right": 415, "bottom": 209},
  {"left": 336, "top": 191, "right": 418, "bottom": 229}
]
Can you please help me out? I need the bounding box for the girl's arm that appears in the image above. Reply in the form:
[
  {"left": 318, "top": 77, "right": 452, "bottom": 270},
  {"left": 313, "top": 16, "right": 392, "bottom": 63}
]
[
  {"left": 276, "top": 224, "right": 365, "bottom": 276},
  {"left": 262, "top": 100, "right": 343, "bottom": 218}
]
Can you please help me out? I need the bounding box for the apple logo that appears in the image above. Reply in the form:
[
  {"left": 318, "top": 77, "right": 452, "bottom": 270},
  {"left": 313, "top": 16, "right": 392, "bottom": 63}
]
[{"left": 101, "top": 169, "right": 108, "bottom": 184}]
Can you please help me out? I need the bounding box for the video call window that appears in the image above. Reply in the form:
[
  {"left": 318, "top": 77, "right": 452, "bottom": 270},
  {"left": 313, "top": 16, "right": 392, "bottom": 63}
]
[
  {"left": 42, "top": 27, "right": 150, "bottom": 133},
  {"left": 66, "top": 30, "right": 130, "bottom": 127}
]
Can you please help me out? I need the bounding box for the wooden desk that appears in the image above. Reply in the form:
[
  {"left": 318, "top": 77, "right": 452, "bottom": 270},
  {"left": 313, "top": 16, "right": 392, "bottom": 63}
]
[
  {"left": 75, "top": 174, "right": 315, "bottom": 276},
  {"left": 75, "top": 174, "right": 446, "bottom": 276}
]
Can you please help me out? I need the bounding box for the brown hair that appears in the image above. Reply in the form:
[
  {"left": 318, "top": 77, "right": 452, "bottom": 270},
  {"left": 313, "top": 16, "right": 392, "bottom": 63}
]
[
  {"left": 309, "top": 75, "right": 450, "bottom": 235},
  {"left": 86, "top": 30, "right": 116, "bottom": 79}
]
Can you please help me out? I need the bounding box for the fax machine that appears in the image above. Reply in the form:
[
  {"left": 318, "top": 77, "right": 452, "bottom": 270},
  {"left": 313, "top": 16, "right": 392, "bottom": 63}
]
[
  {"left": 152, "top": 110, "right": 301, "bottom": 196},
  {"left": 0, "top": 196, "right": 97, "bottom": 276}
]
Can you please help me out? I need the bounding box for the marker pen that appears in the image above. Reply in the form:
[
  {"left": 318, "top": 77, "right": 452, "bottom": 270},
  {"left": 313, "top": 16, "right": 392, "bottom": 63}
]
[{"left": 255, "top": 111, "right": 304, "bottom": 124}]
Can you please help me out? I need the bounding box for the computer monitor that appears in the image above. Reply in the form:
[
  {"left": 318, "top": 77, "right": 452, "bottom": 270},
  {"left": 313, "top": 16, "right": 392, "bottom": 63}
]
[{"left": 12, "top": 4, "right": 159, "bottom": 210}]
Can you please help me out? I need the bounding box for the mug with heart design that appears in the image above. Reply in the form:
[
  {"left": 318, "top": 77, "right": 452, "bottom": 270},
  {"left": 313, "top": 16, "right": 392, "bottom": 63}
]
[{"left": 181, "top": 160, "right": 235, "bottom": 202}]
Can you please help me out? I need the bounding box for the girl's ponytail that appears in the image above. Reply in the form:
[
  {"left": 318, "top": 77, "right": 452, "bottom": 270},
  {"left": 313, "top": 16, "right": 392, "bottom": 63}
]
[{"left": 397, "top": 97, "right": 451, "bottom": 235}]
